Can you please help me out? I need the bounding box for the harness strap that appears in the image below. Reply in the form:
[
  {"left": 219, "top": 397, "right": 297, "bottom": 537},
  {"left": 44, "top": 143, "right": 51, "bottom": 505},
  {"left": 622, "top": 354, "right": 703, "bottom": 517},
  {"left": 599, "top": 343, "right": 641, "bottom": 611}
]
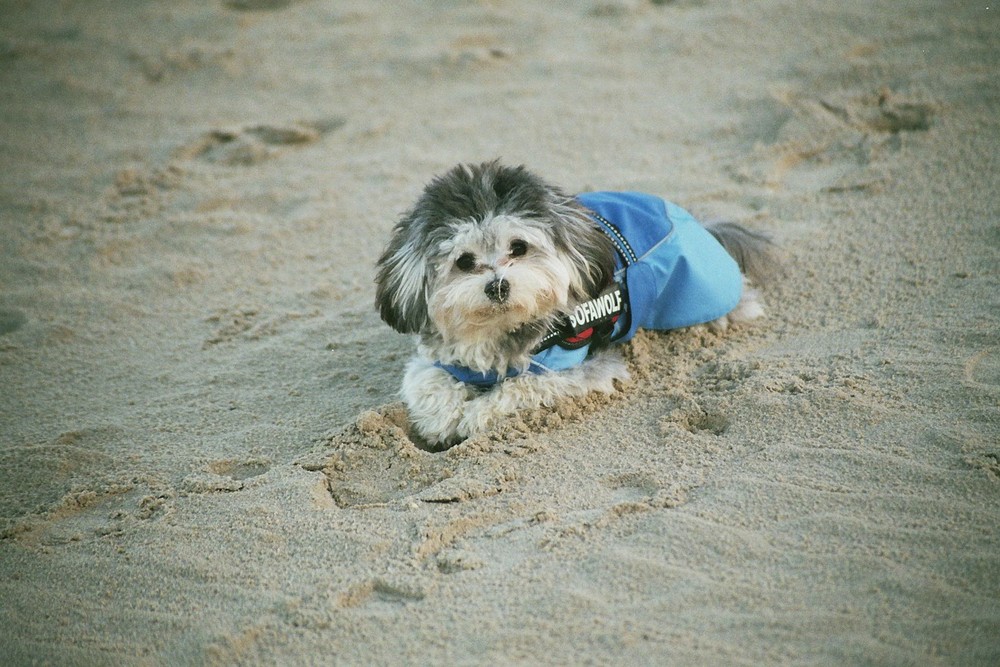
[
  {"left": 433, "top": 360, "right": 549, "bottom": 389},
  {"left": 532, "top": 282, "right": 624, "bottom": 354},
  {"left": 531, "top": 211, "right": 636, "bottom": 354},
  {"left": 590, "top": 211, "right": 638, "bottom": 266}
]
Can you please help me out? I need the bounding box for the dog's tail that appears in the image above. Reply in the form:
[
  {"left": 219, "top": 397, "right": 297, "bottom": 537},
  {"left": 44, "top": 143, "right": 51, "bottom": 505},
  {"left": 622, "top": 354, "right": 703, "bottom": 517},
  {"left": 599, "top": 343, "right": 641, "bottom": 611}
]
[{"left": 707, "top": 222, "right": 777, "bottom": 287}]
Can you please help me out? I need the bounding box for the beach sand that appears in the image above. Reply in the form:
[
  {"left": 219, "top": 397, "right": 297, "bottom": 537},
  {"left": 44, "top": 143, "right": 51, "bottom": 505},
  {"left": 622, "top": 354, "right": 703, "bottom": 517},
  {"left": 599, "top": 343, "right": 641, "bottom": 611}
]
[{"left": 1, "top": 1, "right": 998, "bottom": 664}]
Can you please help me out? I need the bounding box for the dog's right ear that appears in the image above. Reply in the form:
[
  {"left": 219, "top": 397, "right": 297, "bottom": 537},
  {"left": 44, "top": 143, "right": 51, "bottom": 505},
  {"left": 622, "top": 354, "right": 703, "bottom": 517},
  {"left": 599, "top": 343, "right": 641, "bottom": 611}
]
[{"left": 374, "top": 213, "right": 431, "bottom": 334}]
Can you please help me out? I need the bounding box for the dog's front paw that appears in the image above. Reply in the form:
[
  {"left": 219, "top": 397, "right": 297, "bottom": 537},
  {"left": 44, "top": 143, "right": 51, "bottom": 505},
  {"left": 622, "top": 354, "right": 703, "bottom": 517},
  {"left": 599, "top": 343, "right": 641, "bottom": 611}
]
[
  {"left": 401, "top": 357, "right": 471, "bottom": 447},
  {"left": 454, "top": 389, "right": 522, "bottom": 440},
  {"left": 578, "top": 352, "right": 630, "bottom": 393}
]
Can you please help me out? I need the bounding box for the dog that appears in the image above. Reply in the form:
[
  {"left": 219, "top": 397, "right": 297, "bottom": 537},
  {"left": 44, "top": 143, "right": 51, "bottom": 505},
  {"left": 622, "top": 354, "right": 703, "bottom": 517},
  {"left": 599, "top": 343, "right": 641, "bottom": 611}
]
[{"left": 375, "top": 160, "right": 773, "bottom": 448}]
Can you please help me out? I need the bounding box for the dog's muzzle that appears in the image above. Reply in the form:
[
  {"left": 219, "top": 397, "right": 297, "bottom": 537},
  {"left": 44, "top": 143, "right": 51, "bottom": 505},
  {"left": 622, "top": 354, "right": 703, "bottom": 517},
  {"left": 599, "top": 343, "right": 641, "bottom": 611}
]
[{"left": 484, "top": 277, "right": 510, "bottom": 303}]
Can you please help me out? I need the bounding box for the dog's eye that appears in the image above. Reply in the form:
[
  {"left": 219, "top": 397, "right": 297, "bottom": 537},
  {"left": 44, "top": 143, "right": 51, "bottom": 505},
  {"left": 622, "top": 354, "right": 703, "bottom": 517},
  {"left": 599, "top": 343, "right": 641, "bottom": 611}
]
[
  {"left": 455, "top": 253, "right": 476, "bottom": 272},
  {"left": 510, "top": 239, "right": 528, "bottom": 257}
]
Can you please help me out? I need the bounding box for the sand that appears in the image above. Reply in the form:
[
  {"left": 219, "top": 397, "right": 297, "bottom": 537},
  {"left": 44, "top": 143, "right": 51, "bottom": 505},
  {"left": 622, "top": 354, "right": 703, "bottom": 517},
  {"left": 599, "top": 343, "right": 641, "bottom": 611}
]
[{"left": 1, "top": 0, "right": 998, "bottom": 664}]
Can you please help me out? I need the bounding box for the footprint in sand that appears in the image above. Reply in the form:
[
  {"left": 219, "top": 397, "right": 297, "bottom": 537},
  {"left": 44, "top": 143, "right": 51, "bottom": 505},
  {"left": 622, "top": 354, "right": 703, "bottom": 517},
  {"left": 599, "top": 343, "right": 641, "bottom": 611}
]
[
  {"left": 202, "top": 306, "right": 318, "bottom": 347},
  {"left": 963, "top": 348, "right": 1000, "bottom": 393},
  {"left": 176, "top": 119, "right": 345, "bottom": 166},
  {"left": 602, "top": 472, "right": 689, "bottom": 509},
  {"left": 313, "top": 407, "right": 451, "bottom": 507},
  {"left": 738, "top": 87, "right": 936, "bottom": 194},
  {"left": 180, "top": 459, "right": 270, "bottom": 494},
  {"left": 307, "top": 405, "right": 511, "bottom": 508},
  {"left": 224, "top": 0, "right": 294, "bottom": 10},
  {"left": 820, "top": 88, "right": 934, "bottom": 134},
  {"left": 208, "top": 459, "right": 271, "bottom": 481},
  {"left": 0, "top": 427, "right": 122, "bottom": 536},
  {"left": 659, "top": 396, "right": 731, "bottom": 436}
]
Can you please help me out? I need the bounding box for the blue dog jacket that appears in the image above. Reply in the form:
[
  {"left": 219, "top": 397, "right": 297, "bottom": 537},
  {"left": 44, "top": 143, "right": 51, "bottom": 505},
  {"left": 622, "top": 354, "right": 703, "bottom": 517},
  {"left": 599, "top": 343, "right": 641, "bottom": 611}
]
[{"left": 437, "top": 192, "right": 743, "bottom": 387}]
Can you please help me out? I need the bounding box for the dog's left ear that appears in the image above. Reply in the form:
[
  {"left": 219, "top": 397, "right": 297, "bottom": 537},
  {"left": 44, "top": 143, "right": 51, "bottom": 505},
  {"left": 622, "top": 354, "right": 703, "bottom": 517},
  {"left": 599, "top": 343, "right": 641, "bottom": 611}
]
[
  {"left": 550, "top": 199, "right": 617, "bottom": 301},
  {"left": 374, "top": 211, "right": 431, "bottom": 334}
]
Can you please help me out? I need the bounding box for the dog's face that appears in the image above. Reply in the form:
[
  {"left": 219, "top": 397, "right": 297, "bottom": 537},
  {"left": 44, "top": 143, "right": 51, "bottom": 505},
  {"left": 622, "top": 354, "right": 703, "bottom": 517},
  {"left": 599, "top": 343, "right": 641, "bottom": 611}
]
[
  {"left": 375, "top": 161, "right": 615, "bottom": 354},
  {"left": 427, "top": 212, "right": 574, "bottom": 344}
]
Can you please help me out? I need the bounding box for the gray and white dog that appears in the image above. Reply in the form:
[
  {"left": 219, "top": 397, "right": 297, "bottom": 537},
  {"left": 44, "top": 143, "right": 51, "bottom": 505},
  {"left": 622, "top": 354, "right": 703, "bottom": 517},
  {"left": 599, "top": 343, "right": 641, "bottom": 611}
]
[{"left": 375, "top": 161, "right": 773, "bottom": 447}]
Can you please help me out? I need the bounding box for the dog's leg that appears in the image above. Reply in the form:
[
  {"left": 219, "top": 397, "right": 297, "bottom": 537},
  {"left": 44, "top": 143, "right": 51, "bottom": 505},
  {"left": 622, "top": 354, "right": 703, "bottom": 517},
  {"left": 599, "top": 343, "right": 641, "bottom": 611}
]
[
  {"left": 401, "top": 357, "right": 476, "bottom": 447},
  {"left": 455, "top": 352, "right": 628, "bottom": 439},
  {"left": 708, "top": 277, "right": 765, "bottom": 332}
]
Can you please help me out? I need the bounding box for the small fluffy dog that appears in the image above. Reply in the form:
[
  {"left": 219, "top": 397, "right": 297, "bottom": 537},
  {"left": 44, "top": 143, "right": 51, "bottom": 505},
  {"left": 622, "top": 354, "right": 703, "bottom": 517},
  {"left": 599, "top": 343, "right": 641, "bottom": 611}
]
[{"left": 375, "top": 161, "right": 772, "bottom": 447}]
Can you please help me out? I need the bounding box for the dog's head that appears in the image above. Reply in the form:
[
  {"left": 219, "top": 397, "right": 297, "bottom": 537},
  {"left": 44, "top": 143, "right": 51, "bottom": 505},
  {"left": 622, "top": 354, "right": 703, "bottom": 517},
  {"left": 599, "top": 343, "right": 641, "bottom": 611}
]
[{"left": 375, "top": 161, "right": 615, "bottom": 351}]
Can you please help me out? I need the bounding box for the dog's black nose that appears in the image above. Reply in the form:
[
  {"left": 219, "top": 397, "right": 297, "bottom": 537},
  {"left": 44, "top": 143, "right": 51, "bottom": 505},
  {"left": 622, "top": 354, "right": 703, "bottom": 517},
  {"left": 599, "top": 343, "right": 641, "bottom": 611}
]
[{"left": 484, "top": 278, "right": 510, "bottom": 303}]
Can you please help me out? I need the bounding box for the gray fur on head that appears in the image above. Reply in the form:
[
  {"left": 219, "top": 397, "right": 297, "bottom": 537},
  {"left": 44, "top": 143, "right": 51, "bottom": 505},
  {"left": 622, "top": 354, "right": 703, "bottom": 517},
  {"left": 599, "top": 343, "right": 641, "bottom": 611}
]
[{"left": 374, "top": 160, "right": 616, "bottom": 337}]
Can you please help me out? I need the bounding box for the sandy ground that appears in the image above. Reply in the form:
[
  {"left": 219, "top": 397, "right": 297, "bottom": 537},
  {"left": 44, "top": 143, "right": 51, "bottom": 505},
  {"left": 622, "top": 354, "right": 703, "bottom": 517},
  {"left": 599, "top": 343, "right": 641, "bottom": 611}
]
[{"left": 1, "top": 0, "right": 998, "bottom": 664}]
